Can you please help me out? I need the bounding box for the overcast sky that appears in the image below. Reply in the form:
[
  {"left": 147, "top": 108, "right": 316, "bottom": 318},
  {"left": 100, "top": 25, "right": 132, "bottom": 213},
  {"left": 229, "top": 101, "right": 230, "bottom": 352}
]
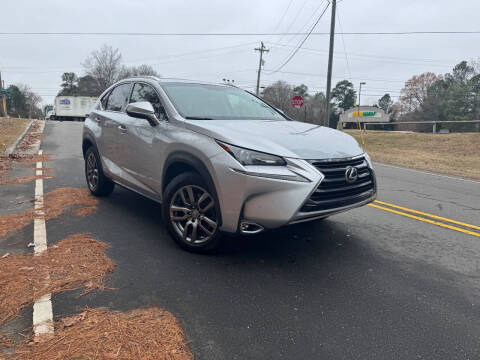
[{"left": 1, "top": 0, "right": 479, "bottom": 106}]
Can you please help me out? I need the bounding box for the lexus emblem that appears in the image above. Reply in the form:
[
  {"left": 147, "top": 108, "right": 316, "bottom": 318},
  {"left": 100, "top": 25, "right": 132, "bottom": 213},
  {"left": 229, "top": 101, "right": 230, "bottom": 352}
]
[{"left": 345, "top": 166, "right": 358, "bottom": 183}]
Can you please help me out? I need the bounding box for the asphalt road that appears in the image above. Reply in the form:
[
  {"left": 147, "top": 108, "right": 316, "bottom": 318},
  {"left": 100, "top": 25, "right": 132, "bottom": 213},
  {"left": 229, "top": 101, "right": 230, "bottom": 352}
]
[{"left": 27, "top": 121, "right": 480, "bottom": 358}]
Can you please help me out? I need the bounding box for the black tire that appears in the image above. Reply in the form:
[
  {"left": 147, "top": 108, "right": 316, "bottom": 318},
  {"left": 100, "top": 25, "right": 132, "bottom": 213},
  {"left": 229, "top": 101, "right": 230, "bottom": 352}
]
[
  {"left": 162, "top": 172, "right": 222, "bottom": 252},
  {"left": 84, "top": 146, "right": 115, "bottom": 197}
]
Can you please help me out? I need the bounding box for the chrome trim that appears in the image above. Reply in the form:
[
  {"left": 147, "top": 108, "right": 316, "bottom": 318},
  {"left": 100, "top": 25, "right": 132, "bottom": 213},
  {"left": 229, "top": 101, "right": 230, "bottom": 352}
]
[
  {"left": 306, "top": 153, "right": 365, "bottom": 163},
  {"left": 230, "top": 168, "right": 310, "bottom": 182},
  {"left": 240, "top": 221, "right": 264, "bottom": 234},
  {"left": 289, "top": 192, "right": 377, "bottom": 225}
]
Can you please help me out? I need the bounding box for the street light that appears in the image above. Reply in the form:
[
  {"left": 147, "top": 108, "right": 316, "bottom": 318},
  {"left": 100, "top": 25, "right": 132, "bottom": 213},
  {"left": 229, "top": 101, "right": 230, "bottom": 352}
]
[{"left": 358, "top": 82, "right": 366, "bottom": 112}]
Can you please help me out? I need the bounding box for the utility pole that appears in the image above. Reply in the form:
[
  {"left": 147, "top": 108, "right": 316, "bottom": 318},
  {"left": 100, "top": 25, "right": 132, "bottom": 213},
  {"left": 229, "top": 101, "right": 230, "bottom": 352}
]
[
  {"left": 255, "top": 42, "right": 269, "bottom": 96},
  {"left": 324, "top": 0, "right": 337, "bottom": 127},
  {"left": 0, "top": 71, "right": 4, "bottom": 117}
]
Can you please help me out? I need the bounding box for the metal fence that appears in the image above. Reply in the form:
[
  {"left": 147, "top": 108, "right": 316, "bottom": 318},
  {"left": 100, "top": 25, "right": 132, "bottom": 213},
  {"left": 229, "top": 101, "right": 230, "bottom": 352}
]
[{"left": 363, "top": 120, "right": 480, "bottom": 133}]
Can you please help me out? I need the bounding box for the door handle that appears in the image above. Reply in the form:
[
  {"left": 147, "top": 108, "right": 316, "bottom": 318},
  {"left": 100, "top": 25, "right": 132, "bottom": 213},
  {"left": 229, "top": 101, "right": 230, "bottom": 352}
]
[{"left": 118, "top": 125, "right": 127, "bottom": 133}]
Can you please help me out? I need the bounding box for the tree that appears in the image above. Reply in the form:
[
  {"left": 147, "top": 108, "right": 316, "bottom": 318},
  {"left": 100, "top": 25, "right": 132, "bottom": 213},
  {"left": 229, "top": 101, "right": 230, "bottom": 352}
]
[
  {"left": 5, "top": 85, "right": 27, "bottom": 117},
  {"left": 6, "top": 84, "right": 42, "bottom": 118},
  {"left": 331, "top": 80, "right": 356, "bottom": 111},
  {"left": 77, "top": 75, "right": 103, "bottom": 96},
  {"left": 82, "top": 44, "right": 122, "bottom": 90},
  {"left": 306, "top": 91, "right": 326, "bottom": 125},
  {"left": 399, "top": 72, "right": 440, "bottom": 113},
  {"left": 59, "top": 72, "right": 78, "bottom": 95},
  {"left": 293, "top": 84, "right": 309, "bottom": 98},
  {"left": 378, "top": 93, "right": 393, "bottom": 113},
  {"left": 262, "top": 80, "right": 293, "bottom": 113},
  {"left": 117, "top": 64, "right": 160, "bottom": 80}
]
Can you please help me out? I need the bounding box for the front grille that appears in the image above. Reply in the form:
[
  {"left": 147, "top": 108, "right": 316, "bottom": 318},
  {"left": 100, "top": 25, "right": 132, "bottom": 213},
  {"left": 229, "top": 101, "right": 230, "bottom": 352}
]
[{"left": 300, "top": 156, "right": 375, "bottom": 212}]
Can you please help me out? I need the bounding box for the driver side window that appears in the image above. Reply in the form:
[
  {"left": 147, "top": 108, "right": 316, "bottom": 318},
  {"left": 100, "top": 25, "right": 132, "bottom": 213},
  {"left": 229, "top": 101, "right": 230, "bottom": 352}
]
[{"left": 129, "top": 83, "right": 166, "bottom": 120}]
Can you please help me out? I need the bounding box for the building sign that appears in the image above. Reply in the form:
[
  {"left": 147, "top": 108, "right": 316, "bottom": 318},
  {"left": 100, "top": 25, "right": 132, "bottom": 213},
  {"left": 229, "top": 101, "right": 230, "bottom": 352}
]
[{"left": 353, "top": 111, "right": 376, "bottom": 117}]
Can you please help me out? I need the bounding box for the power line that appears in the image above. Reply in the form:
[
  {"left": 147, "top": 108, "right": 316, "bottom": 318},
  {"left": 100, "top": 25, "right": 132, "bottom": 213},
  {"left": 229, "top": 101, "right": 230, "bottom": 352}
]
[
  {"left": 266, "top": 42, "right": 455, "bottom": 67},
  {"left": 269, "top": 0, "right": 295, "bottom": 36},
  {"left": 271, "top": 0, "right": 307, "bottom": 45},
  {"left": 280, "top": 0, "right": 328, "bottom": 46},
  {"left": 1, "top": 31, "right": 479, "bottom": 36},
  {"left": 266, "top": 2, "right": 330, "bottom": 74}
]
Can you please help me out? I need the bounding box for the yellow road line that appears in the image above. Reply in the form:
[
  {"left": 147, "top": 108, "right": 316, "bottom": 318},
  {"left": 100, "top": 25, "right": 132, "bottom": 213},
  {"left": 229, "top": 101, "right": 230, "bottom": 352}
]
[
  {"left": 374, "top": 200, "right": 480, "bottom": 231},
  {"left": 368, "top": 203, "right": 480, "bottom": 238}
]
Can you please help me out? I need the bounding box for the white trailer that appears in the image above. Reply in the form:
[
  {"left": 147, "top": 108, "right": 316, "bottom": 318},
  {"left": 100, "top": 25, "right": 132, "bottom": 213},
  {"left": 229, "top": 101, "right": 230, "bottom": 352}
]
[{"left": 51, "top": 96, "right": 98, "bottom": 121}]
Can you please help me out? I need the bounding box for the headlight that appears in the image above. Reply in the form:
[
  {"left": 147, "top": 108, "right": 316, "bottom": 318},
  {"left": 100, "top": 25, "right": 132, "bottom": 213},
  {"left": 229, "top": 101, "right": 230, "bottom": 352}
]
[
  {"left": 364, "top": 153, "right": 374, "bottom": 169},
  {"left": 216, "top": 141, "right": 286, "bottom": 166}
]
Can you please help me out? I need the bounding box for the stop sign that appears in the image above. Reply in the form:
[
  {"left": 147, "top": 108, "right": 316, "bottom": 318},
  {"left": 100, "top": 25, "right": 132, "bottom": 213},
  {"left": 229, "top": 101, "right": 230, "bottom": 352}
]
[{"left": 291, "top": 95, "right": 304, "bottom": 109}]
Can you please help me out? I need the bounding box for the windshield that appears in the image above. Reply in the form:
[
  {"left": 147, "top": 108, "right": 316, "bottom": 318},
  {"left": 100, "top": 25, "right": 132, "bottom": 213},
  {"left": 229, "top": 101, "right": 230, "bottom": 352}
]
[{"left": 161, "top": 83, "right": 285, "bottom": 120}]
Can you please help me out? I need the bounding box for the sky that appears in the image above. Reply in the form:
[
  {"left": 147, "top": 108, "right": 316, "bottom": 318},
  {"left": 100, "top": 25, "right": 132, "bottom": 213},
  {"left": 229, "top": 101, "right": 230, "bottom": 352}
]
[{"left": 1, "top": 0, "right": 479, "bottom": 107}]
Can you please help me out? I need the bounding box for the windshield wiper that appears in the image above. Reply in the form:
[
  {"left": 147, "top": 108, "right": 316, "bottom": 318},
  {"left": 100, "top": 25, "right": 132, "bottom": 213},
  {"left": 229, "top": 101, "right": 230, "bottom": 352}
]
[{"left": 185, "top": 116, "right": 214, "bottom": 120}]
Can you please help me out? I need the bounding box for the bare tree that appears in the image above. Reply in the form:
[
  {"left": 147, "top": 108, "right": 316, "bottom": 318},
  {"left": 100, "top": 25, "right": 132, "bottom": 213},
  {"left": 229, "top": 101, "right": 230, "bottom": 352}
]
[
  {"left": 82, "top": 44, "right": 122, "bottom": 90},
  {"left": 399, "top": 72, "right": 441, "bottom": 113},
  {"left": 262, "top": 80, "right": 293, "bottom": 113},
  {"left": 117, "top": 64, "right": 160, "bottom": 80},
  {"left": 17, "top": 84, "right": 42, "bottom": 119}
]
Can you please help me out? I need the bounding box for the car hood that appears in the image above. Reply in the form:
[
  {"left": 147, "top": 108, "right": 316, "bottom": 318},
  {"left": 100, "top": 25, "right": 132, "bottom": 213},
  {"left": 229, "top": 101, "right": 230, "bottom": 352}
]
[{"left": 185, "top": 119, "right": 364, "bottom": 160}]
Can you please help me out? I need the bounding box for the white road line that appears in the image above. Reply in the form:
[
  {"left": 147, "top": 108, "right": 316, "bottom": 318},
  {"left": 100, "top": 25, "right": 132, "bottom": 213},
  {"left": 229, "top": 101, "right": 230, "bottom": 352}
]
[
  {"left": 373, "top": 162, "right": 480, "bottom": 184},
  {"left": 32, "top": 147, "right": 53, "bottom": 338}
]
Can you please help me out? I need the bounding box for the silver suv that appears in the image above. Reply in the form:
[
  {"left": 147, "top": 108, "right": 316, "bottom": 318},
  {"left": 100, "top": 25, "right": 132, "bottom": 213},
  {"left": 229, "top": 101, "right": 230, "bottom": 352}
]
[{"left": 82, "top": 76, "right": 376, "bottom": 252}]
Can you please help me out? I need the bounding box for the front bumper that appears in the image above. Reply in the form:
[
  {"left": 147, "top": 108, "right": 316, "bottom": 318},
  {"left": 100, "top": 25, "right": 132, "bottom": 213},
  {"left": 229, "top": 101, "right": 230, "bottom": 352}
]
[{"left": 206, "top": 152, "right": 377, "bottom": 233}]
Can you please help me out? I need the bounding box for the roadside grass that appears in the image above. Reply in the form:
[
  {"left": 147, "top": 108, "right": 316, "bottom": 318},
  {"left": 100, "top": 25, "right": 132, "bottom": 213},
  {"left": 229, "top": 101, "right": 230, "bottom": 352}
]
[
  {"left": 0, "top": 118, "right": 32, "bottom": 154},
  {"left": 344, "top": 130, "right": 480, "bottom": 179}
]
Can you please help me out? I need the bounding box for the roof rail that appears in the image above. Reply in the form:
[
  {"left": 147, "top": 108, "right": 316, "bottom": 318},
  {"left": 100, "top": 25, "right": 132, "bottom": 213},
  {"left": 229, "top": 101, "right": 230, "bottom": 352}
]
[{"left": 123, "top": 75, "right": 161, "bottom": 81}]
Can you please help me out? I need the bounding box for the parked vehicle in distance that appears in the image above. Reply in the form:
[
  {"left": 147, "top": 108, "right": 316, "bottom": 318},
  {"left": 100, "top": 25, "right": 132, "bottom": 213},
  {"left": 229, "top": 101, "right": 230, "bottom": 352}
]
[
  {"left": 50, "top": 96, "right": 98, "bottom": 121},
  {"left": 45, "top": 109, "right": 55, "bottom": 120},
  {"left": 82, "top": 76, "right": 377, "bottom": 252}
]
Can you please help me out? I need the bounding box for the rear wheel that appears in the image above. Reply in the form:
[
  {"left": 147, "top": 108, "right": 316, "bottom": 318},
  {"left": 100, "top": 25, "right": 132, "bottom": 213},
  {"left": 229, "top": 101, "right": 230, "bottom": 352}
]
[
  {"left": 162, "top": 172, "right": 221, "bottom": 252},
  {"left": 85, "top": 147, "right": 115, "bottom": 197}
]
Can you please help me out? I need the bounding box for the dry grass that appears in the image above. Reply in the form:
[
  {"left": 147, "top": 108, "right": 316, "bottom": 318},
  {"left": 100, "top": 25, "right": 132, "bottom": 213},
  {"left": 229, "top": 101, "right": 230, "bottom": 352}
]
[
  {"left": 345, "top": 130, "right": 480, "bottom": 179},
  {"left": 0, "top": 234, "right": 115, "bottom": 327},
  {"left": 0, "top": 153, "right": 53, "bottom": 183},
  {"left": 0, "top": 187, "right": 98, "bottom": 238},
  {"left": 13, "top": 307, "right": 193, "bottom": 360},
  {"left": 0, "top": 118, "right": 32, "bottom": 154}
]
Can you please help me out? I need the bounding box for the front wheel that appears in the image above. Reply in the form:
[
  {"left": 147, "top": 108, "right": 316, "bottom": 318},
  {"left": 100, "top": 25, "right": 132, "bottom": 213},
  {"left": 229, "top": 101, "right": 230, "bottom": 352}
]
[
  {"left": 85, "top": 147, "right": 115, "bottom": 197},
  {"left": 162, "top": 172, "right": 221, "bottom": 252}
]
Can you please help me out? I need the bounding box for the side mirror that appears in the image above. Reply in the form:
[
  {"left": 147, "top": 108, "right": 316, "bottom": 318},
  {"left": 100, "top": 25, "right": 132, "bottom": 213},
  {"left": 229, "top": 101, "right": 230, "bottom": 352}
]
[{"left": 126, "top": 101, "right": 160, "bottom": 126}]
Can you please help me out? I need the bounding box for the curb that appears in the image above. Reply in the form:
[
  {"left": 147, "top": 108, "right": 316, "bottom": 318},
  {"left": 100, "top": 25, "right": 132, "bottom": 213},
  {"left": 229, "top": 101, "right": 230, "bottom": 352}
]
[{"left": 4, "top": 119, "right": 34, "bottom": 156}]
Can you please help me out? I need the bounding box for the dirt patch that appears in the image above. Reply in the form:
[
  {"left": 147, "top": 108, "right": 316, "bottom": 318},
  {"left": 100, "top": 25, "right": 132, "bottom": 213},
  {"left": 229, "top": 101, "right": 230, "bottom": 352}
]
[
  {"left": 0, "top": 234, "right": 115, "bottom": 327},
  {"left": 74, "top": 206, "right": 97, "bottom": 217},
  {"left": 0, "top": 187, "right": 98, "bottom": 238},
  {"left": 0, "top": 153, "right": 53, "bottom": 184},
  {"left": 345, "top": 130, "right": 480, "bottom": 179},
  {"left": 0, "top": 118, "right": 31, "bottom": 154},
  {"left": 14, "top": 307, "right": 193, "bottom": 360},
  {"left": 0, "top": 332, "right": 13, "bottom": 349},
  {"left": 0, "top": 174, "right": 55, "bottom": 186},
  {"left": 15, "top": 121, "right": 43, "bottom": 152}
]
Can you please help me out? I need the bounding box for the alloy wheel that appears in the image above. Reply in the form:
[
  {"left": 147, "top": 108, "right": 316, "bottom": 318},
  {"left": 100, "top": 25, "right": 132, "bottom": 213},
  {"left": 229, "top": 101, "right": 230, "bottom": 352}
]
[
  {"left": 86, "top": 152, "right": 99, "bottom": 191},
  {"left": 169, "top": 185, "right": 218, "bottom": 244}
]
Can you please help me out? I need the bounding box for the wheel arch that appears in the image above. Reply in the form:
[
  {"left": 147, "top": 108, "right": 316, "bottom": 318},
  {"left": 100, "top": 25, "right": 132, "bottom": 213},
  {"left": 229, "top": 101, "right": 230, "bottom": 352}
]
[
  {"left": 163, "top": 152, "right": 222, "bottom": 226},
  {"left": 82, "top": 134, "right": 97, "bottom": 159}
]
